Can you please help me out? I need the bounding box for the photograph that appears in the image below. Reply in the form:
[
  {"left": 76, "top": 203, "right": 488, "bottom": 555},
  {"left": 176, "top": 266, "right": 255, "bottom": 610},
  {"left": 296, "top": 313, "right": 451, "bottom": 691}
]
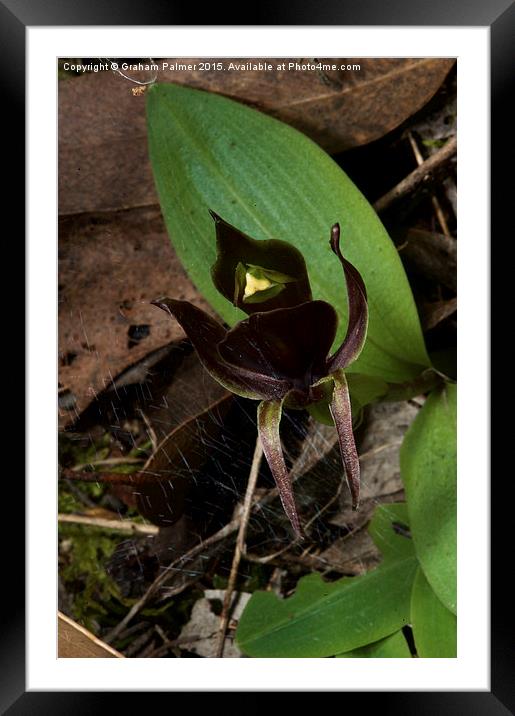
[
  {"left": 57, "top": 56, "right": 458, "bottom": 660},
  {"left": 0, "top": 0, "right": 505, "bottom": 701}
]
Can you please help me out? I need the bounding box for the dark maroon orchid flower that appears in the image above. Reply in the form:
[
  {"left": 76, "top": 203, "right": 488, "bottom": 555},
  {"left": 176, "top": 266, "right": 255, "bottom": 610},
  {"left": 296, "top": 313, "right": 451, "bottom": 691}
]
[{"left": 152, "top": 212, "right": 368, "bottom": 539}]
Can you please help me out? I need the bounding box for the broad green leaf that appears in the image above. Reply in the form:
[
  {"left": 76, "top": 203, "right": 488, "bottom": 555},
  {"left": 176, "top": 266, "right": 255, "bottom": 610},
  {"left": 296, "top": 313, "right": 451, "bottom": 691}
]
[
  {"left": 236, "top": 503, "right": 418, "bottom": 657},
  {"left": 400, "top": 384, "right": 457, "bottom": 613},
  {"left": 411, "top": 568, "right": 457, "bottom": 657},
  {"left": 336, "top": 630, "right": 411, "bottom": 658},
  {"left": 146, "top": 83, "right": 430, "bottom": 383}
]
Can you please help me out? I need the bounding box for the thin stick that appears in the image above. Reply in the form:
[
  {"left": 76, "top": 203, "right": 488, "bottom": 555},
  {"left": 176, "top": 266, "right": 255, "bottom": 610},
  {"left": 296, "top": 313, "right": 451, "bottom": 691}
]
[
  {"left": 58, "top": 513, "right": 159, "bottom": 535},
  {"left": 71, "top": 457, "right": 145, "bottom": 471},
  {"left": 407, "top": 132, "right": 452, "bottom": 237},
  {"left": 138, "top": 409, "right": 158, "bottom": 453},
  {"left": 374, "top": 135, "right": 457, "bottom": 214},
  {"left": 215, "top": 438, "right": 263, "bottom": 658}
]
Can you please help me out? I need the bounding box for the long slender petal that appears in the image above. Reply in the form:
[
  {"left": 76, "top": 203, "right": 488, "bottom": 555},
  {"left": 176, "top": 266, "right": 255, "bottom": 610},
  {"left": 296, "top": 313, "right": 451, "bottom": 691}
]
[
  {"left": 328, "top": 369, "right": 360, "bottom": 509},
  {"left": 326, "top": 224, "right": 369, "bottom": 372},
  {"left": 257, "top": 398, "right": 303, "bottom": 539},
  {"left": 152, "top": 298, "right": 289, "bottom": 401}
]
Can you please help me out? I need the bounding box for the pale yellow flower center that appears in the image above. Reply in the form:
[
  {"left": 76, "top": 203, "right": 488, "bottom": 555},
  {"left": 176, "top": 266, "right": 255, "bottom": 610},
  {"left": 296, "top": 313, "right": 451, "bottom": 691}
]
[{"left": 243, "top": 272, "right": 274, "bottom": 299}]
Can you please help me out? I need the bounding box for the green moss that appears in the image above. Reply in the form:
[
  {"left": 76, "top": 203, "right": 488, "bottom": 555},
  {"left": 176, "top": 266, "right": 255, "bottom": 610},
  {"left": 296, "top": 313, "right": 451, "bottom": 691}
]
[
  {"left": 58, "top": 431, "right": 111, "bottom": 468},
  {"left": 59, "top": 523, "right": 126, "bottom": 632},
  {"left": 421, "top": 138, "right": 447, "bottom": 149}
]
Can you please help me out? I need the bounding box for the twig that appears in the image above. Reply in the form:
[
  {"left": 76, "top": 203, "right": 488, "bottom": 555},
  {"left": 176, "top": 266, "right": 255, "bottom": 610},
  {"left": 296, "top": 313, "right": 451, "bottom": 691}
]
[
  {"left": 71, "top": 456, "right": 145, "bottom": 471},
  {"left": 374, "top": 135, "right": 457, "bottom": 214},
  {"left": 58, "top": 513, "right": 159, "bottom": 535},
  {"left": 137, "top": 409, "right": 158, "bottom": 453},
  {"left": 407, "top": 131, "right": 452, "bottom": 237},
  {"left": 60, "top": 467, "right": 150, "bottom": 487},
  {"left": 216, "top": 438, "right": 263, "bottom": 658}
]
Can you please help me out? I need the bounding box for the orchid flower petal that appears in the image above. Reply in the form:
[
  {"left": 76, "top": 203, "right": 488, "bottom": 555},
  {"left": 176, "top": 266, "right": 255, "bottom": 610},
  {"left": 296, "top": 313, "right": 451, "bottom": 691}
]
[
  {"left": 326, "top": 224, "right": 369, "bottom": 372},
  {"left": 219, "top": 300, "right": 337, "bottom": 384},
  {"left": 152, "top": 298, "right": 289, "bottom": 401},
  {"left": 210, "top": 211, "right": 312, "bottom": 314},
  {"left": 257, "top": 398, "right": 303, "bottom": 539},
  {"left": 328, "top": 369, "right": 361, "bottom": 509}
]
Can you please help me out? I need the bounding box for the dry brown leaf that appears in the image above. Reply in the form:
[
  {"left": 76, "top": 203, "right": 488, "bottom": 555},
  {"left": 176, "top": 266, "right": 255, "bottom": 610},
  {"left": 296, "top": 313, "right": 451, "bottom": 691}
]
[
  {"left": 58, "top": 206, "right": 215, "bottom": 427},
  {"left": 145, "top": 348, "right": 229, "bottom": 441},
  {"left": 421, "top": 297, "right": 457, "bottom": 331},
  {"left": 394, "top": 227, "right": 457, "bottom": 292},
  {"left": 133, "top": 393, "right": 232, "bottom": 526},
  {"left": 62, "top": 393, "right": 233, "bottom": 527},
  {"left": 59, "top": 58, "right": 455, "bottom": 215},
  {"left": 58, "top": 611, "right": 124, "bottom": 658}
]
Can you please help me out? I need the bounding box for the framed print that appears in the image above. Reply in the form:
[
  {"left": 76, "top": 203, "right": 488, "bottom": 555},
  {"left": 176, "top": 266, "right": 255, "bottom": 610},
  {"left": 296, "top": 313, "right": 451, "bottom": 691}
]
[{"left": 5, "top": 0, "right": 508, "bottom": 710}]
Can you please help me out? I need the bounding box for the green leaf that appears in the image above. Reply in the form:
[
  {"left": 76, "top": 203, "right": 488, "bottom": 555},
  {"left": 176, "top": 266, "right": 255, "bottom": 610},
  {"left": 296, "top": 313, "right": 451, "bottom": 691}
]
[
  {"left": 400, "top": 384, "right": 457, "bottom": 613},
  {"left": 335, "top": 630, "right": 412, "bottom": 658},
  {"left": 411, "top": 568, "right": 457, "bottom": 657},
  {"left": 347, "top": 373, "right": 389, "bottom": 411},
  {"left": 236, "top": 503, "right": 418, "bottom": 657},
  {"left": 307, "top": 373, "right": 388, "bottom": 426},
  {"left": 146, "top": 83, "right": 430, "bottom": 383}
]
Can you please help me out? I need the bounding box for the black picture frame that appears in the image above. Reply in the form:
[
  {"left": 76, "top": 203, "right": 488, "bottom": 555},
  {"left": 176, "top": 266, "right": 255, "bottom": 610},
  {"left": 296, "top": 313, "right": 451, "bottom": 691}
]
[{"left": 6, "top": 0, "right": 506, "bottom": 712}]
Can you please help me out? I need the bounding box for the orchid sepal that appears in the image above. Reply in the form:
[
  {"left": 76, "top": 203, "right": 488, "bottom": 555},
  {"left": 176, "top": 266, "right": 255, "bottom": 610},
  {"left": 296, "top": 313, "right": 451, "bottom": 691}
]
[
  {"left": 328, "top": 369, "right": 361, "bottom": 510},
  {"left": 326, "top": 223, "right": 369, "bottom": 372},
  {"left": 151, "top": 298, "right": 289, "bottom": 402},
  {"left": 210, "top": 211, "right": 312, "bottom": 314},
  {"left": 257, "top": 397, "right": 304, "bottom": 539}
]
